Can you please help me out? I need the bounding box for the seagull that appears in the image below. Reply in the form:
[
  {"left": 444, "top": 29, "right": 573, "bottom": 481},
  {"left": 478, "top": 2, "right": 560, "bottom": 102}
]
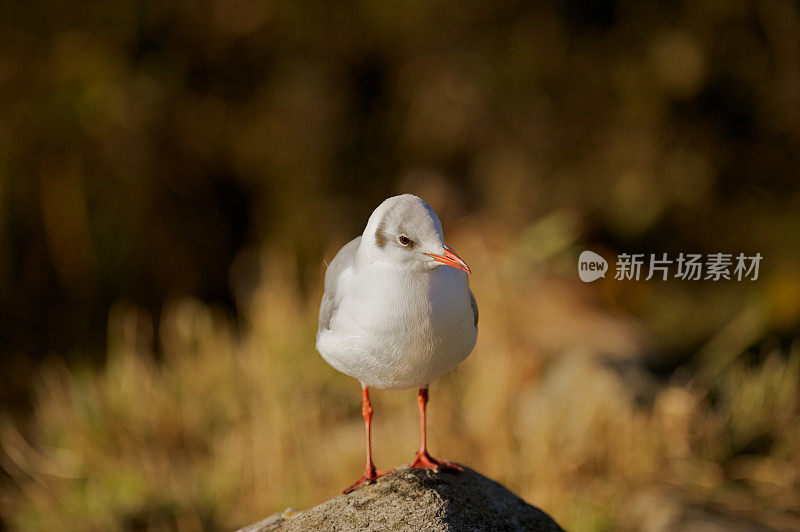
[{"left": 316, "top": 194, "right": 478, "bottom": 493}]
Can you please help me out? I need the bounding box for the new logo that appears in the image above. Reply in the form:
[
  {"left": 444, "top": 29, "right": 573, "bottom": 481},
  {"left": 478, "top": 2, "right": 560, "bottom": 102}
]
[{"left": 578, "top": 250, "right": 608, "bottom": 283}]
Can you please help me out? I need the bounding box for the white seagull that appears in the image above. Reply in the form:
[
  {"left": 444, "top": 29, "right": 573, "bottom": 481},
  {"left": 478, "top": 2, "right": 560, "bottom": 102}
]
[{"left": 316, "top": 194, "right": 478, "bottom": 493}]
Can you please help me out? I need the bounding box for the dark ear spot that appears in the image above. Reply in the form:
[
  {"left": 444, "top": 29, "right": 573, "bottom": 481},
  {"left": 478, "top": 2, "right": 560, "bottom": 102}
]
[{"left": 375, "top": 219, "right": 388, "bottom": 248}]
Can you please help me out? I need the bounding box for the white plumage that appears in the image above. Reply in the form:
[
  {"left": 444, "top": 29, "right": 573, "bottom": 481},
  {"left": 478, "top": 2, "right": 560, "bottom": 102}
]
[
  {"left": 316, "top": 194, "right": 477, "bottom": 390},
  {"left": 315, "top": 194, "right": 478, "bottom": 493}
]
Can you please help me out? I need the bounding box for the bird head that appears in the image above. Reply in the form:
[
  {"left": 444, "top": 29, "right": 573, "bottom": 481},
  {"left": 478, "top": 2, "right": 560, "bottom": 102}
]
[{"left": 361, "top": 194, "right": 470, "bottom": 274}]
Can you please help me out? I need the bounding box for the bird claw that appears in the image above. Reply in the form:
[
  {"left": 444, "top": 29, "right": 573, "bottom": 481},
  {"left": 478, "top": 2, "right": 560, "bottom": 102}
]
[
  {"left": 410, "top": 452, "right": 463, "bottom": 472},
  {"left": 343, "top": 467, "right": 391, "bottom": 494}
]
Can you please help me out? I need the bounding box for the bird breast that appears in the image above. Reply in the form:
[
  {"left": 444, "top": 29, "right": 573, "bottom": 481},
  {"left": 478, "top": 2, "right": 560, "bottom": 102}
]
[
  {"left": 321, "top": 263, "right": 476, "bottom": 389},
  {"left": 349, "top": 265, "right": 470, "bottom": 345}
]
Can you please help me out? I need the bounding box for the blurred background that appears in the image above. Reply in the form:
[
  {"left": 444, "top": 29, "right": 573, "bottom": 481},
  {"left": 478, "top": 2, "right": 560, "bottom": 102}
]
[{"left": 2, "top": 0, "right": 800, "bottom": 530}]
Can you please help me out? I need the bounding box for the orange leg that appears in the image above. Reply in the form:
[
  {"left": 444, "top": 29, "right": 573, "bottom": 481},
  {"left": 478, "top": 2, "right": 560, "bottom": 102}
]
[
  {"left": 410, "top": 387, "right": 463, "bottom": 471},
  {"left": 343, "top": 386, "right": 389, "bottom": 493}
]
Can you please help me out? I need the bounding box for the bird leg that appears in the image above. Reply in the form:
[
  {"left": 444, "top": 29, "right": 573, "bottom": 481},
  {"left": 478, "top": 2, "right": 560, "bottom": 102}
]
[
  {"left": 410, "top": 387, "right": 463, "bottom": 471},
  {"left": 343, "top": 386, "right": 389, "bottom": 493}
]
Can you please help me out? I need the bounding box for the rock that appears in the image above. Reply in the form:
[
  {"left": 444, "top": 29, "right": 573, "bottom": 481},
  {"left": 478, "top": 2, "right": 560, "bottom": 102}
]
[{"left": 237, "top": 466, "right": 564, "bottom": 531}]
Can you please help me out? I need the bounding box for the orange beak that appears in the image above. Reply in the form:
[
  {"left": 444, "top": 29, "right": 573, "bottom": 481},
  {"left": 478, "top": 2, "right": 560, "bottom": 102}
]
[{"left": 426, "top": 246, "right": 471, "bottom": 274}]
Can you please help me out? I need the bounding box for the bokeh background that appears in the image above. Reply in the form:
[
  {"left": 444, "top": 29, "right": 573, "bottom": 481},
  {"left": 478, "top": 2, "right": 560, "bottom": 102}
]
[{"left": 2, "top": 0, "right": 800, "bottom": 530}]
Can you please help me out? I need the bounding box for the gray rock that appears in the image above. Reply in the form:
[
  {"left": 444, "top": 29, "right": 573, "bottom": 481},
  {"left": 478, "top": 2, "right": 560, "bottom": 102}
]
[{"left": 237, "top": 466, "right": 564, "bottom": 531}]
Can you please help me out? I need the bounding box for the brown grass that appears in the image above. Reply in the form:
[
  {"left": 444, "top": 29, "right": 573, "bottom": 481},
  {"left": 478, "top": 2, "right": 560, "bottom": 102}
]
[{"left": 2, "top": 224, "right": 799, "bottom": 531}]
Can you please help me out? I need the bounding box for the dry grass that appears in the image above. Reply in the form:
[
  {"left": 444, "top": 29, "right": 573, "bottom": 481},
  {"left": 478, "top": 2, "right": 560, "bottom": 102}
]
[{"left": 2, "top": 223, "right": 800, "bottom": 531}]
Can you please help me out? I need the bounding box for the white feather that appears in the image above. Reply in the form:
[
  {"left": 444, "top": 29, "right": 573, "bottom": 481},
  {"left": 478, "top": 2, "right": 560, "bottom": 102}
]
[{"left": 316, "top": 194, "right": 477, "bottom": 390}]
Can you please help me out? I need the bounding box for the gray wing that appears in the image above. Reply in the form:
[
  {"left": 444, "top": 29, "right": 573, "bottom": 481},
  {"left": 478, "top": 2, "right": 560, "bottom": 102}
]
[
  {"left": 318, "top": 236, "right": 361, "bottom": 331},
  {"left": 469, "top": 290, "right": 478, "bottom": 328}
]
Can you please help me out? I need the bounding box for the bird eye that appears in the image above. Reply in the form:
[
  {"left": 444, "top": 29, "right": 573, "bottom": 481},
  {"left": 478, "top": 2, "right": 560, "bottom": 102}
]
[{"left": 398, "top": 235, "right": 412, "bottom": 246}]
